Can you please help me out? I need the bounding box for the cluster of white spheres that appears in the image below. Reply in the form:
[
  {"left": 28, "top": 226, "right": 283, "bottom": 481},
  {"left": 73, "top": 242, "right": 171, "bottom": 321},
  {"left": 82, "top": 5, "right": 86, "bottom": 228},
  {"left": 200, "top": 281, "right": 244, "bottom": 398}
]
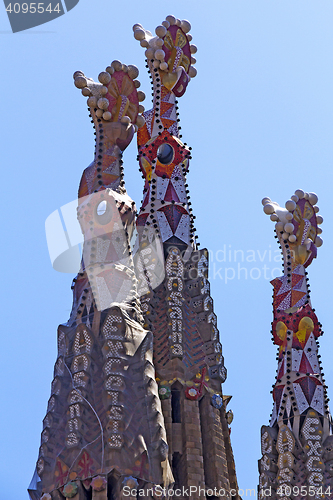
[{"left": 261, "top": 191, "right": 323, "bottom": 248}]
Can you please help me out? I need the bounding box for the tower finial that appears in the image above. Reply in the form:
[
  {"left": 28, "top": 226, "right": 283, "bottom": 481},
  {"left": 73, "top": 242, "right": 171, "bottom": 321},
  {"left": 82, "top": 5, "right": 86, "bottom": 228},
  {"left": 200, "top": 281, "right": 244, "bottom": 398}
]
[
  {"left": 133, "top": 15, "right": 197, "bottom": 98},
  {"left": 73, "top": 60, "right": 146, "bottom": 130},
  {"left": 259, "top": 190, "right": 332, "bottom": 499},
  {"left": 262, "top": 189, "right": 323, "bottom": 313}
]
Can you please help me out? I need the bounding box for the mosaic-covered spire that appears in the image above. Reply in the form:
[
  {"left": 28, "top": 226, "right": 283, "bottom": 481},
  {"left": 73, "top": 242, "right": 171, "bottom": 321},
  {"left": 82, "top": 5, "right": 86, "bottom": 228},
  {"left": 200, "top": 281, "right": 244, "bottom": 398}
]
[
  {"left": 30, "top": 16, "right": 240, "bottom": 500},
  {"left": 29, "top": 61, "right": 172, "bottom": 500},
  {"left": 259, "top": 190, "right": 332, "bottom": 500},
  {"left": 132, "top": 15, "right": 239, "bottom": 497}
]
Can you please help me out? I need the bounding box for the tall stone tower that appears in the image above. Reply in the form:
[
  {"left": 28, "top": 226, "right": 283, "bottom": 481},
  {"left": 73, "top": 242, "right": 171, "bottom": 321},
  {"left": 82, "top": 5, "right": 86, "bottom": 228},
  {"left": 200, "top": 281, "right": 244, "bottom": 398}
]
[
  {"left": 132, "top": 15, "right": 238, "bottom": 499},
  {"left": 259, "top": 191, "right": 332, "bottom": 499},
  {"left": 29, "top": 15, "right": 239, "bottom": 500}
]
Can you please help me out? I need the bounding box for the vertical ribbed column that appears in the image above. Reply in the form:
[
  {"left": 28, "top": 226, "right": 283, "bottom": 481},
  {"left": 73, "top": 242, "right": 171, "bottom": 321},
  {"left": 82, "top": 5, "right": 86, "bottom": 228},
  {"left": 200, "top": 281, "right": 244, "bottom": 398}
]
[
  {"left": 199, "top": 394, "right": 231, "bottom": 492},
  {"left": 182, "top": 398, "right": 205, "bottom": 497}
]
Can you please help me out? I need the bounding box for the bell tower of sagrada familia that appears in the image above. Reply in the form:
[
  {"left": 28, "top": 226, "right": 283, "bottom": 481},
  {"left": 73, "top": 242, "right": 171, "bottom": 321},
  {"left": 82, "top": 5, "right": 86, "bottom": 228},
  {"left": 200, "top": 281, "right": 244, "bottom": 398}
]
[
  {"left": 259, "top": 193, "right": 332, "bottom": 499},
  {"left": 29, "top": 15, "right": 240, "bottom": 500}
]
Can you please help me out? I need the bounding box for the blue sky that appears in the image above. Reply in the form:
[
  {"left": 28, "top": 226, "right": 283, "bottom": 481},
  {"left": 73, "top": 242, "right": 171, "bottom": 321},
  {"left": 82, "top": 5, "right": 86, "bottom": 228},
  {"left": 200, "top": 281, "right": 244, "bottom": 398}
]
[{"left": 1, "top": 1, "right": 333, "bottom": 498}]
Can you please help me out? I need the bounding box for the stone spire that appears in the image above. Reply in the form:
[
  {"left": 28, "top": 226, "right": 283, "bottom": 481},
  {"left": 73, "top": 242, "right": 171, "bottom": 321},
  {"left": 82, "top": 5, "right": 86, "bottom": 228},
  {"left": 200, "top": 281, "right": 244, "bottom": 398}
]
[
  {"left": 132, "top": 15, "right": 239, "bottom": 498},
  {"left": 29, "top": 61, "right": 172, "bottom": 500},
  {"left": 30, "top": 16, "right": 240, "bottom": 500},
  {"left": 259, "top": 190, "right": 332, "bottom": 499}
]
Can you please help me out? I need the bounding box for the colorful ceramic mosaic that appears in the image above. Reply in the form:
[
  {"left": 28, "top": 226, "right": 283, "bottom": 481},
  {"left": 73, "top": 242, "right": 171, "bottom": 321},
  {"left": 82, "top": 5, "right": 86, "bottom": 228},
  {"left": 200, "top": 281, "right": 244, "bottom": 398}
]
[
  {"left": 30, "top": 16, "right": 239, "bottom": 500},
  {"left": 259, "top": 191, "right": 332, "bottom": 499}
]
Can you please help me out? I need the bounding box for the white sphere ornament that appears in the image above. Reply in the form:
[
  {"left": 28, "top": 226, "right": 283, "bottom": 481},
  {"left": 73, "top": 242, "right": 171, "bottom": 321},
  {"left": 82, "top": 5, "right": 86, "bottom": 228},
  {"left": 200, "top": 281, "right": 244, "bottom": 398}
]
[
  {"left": 156, "top": 38, "right": 164, "bottom": 47},
  {"left": 120, "top": 116, "right": 131, "bottom": 125},
  {"left": 134, "top": 28, "right": 146, "bottom": 41},
  {"left": 189, "top": 66, "right": 197, "bottom": 78},
  {"left": 137, "top": 91, "right": 145, "bottom": 102},
  {"left": 270, "top": 214, "right": 279, "bottom": 221},
  {"left": 160, "top": 62, "right": 168, "bottom": 71},
  {"left": 111, "top": 60, "right": 122, "bottom": 71},
  {"left": 97, "top": 98, "right": 109, "bottom": 110},
  {"left": 316, "top": 215, "right": 323, "bottom": 224},
  {"left": 191, "top": 56, "right": 197, "bottom": 65},
  {"left": 74, "top": 76, "right": 88, "bottom": 89},
  {"left": 103, "top": 111, "right": 112, "bottom": 121},
  {"left": 100, "top": 86, "right": 108, "bottom": 96},
  {"left": 284, "top": 223, "right": 294, "bottom": 234},
  {"left": 106, "top": 66, "right": 115, "bottom": 75},
  {"left": 153, "top": 60, "right": 160, "bottom": 68},
  {"left": 73, "top": 70, "right": 84, "bottom": 79},
  {"left": 285, "top": 200, "right": 296, "bottom": 212},
  {"left": 154, "top": 49, "right": 165, "bottom": 61},
  {"left": 166, "top": 15, "right": 176, "bottom": 25},
  {"left": 96, "top": 109, "right": 103, "bottom": 118},
  {"left": 145, "top": 48, "right": 154, "bottom": 60},
  {"left": 308, "top": 192, "right": 318, "bottom": 205},
  {"left": 81, "top": 87, "right": 91, "bottom": 97},
  {"left": 87, "top": 96, "right": 97, "bottom": 108},
  {"left": 289, "top": 235, "right": 297, "bottom": 243},
  {"left": 180, "top": 20, "right": 191, "bottom": 33},
  {"left": 140, "top": 40, "right": 149, "bottom": 48},
  {"left": 285, "top": 213, "right": 293, "bottom": 221},
  {"left": 134, "top": 80, "right": 141, "bottom": 88},
  {"left": 190, "top": 44, "right": 198, "bottom": 54},
  {"left": 282, "top": 232, "right": 289, "bottom": 240},
  {"left": 275, "top": 222, "right": 284, "bottom": 232},
  {"left": 187, "top": 34, "right": 193, "bottom": 41},
  {"left": 263, "top": 203, "right": 275, "bottom": 215},
  {"left": 132, "top": 23, "right": 143, "bottom": 32},
  {"left": 136, "top": 115, "right": 146, "bottom": 128},
  {"left": 155, "top": 25, "right": 167, "bottom": 37},
  {"left": 304, "top": 238, "right": 312, "bottom": 245},
  {"left": 295, "top": 189, "right": 304, "bottom": 199},
  {"left": 314, "top": 206, "right": 319, "bottom": 213},
  {"left": 98, "top": 71, "right": 111, "bottom": 85},
  {"left": 162, "top": 20, "right": 170, "bottom": 28},
  {"left": 291, "top": 194, "right": 299, "bottom": 202},
  {"left": 315, "top": 236, "right": 323, "bottom": 247},
  {"left": 261, "top": 197, "right": 271, "bottom": 206},
  {"left": 138, "top": 105, "right": 145, "bottom": 113}
]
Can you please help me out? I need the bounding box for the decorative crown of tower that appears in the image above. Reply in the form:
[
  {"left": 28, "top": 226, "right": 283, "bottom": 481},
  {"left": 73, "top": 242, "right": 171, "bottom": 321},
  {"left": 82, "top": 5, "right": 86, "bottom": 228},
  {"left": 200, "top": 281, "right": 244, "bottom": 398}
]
[
  {"left": 133, "top": 14, "right": 197, "bottom": 90},
  {"left": 73, "top": 61, "right": 146, "bottom": 129},
  {"left": 262, "top": 189, "right": 323, "bottom": 312}
]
